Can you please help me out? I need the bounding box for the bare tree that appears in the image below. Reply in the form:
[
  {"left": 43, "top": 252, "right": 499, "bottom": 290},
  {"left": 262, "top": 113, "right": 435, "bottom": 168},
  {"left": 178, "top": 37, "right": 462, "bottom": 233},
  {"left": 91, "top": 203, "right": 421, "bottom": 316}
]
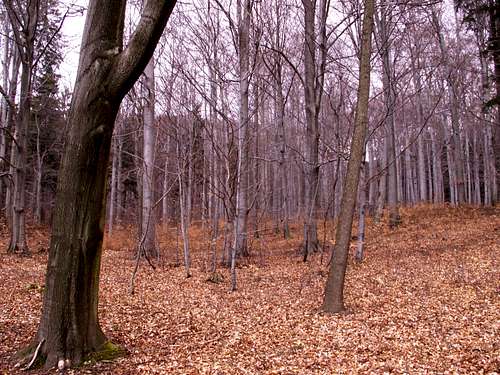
[
  {"left": 3, "top": 0, "right": 40, "bottom": 254},
  {"left": 323, "top": 0, "right": 375, "bottom": 314},
  {"left": 232, "top": 0, "right": 252, "bottom": 291},
  {"left": 301, "top": 0, "right": 328, "bottom": 258},
  {"left": 140, "top": 58, "right": 158, "bottom": 258},
  {"left": 18, "top": 0, "right": 177, "bottom": 369}
]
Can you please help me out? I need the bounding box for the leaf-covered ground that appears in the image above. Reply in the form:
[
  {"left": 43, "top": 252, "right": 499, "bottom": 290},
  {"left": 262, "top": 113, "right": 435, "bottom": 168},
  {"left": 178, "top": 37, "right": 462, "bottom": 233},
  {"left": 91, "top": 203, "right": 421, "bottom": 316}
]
[{"left": 1, "top": 206, "right": 499, "bottom": 374}]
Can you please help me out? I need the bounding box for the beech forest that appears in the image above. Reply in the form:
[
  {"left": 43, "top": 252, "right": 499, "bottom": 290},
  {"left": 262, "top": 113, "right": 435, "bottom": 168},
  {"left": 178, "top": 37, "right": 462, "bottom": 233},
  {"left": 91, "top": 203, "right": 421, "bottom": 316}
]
[{"left": 0, "top": 0, "right": 499, "bottom": 373}]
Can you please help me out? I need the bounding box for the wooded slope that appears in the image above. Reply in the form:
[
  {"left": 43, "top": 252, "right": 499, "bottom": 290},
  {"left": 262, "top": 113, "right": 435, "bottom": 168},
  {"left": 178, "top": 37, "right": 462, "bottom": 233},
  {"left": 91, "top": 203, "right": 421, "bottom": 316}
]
[{"left": 1, "top": 205, "right": 498, "bottom": 374}]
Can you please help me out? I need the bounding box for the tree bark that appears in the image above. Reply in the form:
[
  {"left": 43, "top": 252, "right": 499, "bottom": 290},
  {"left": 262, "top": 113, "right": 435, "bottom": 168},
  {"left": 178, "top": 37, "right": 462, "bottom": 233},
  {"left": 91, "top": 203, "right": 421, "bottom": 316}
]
[
  {"left": 323, "top": 0, "right": 375, "bottom": 313},
  {"left": 376, "top": 0, "right": 401, "bottom": 228},
  {"left": 232, "top": 0, "right": 251, "bottom": 291},
  {"left": 4, "top": 0, "right": 39, "bottom": 255},
  {"left": 140, "top": 58, "right": 158, "bottom": 259},
  {"left": 301, "top": 0, "right": 321, "bottom": 257},
  {"left": 22, "top": 0, "right": 177, "bottom": 369}
]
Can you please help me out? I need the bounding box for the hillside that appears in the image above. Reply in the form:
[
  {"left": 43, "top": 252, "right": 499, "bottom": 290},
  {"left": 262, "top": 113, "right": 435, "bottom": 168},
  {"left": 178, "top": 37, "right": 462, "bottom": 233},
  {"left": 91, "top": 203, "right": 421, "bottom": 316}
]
[{"left": 1, "top": 206, "right": 499, "bottom": 374}]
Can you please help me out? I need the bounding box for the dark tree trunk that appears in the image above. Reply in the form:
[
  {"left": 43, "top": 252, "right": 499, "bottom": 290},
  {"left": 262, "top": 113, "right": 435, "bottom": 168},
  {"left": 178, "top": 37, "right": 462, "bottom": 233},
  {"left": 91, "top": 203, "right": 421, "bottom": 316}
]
[
  {"left": 19, "top": 0, "right": 177, "bottom": 369},
  {"left": 35, "top": 98, "right": 118, "bottom": 367}
]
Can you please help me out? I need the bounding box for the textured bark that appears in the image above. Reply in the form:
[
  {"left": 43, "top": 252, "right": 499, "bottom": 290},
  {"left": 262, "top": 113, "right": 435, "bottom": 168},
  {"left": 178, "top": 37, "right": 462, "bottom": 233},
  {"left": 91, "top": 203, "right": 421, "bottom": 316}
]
[
  {"left": 323, "top": 0, "right": 374, "bottom": 313},
  {"left": 22, "top": 0, "right": 177, "bottom": 369}
]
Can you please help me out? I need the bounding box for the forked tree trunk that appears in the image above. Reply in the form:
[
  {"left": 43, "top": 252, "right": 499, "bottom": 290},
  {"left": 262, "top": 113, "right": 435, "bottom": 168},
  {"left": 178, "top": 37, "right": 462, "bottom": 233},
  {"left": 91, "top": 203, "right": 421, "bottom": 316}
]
[
  {"left": 20, "top": 0, "right": 177, "bottom": 369},
  {"left": 323, "top": 0, "right": 374, "bottom": 313}
]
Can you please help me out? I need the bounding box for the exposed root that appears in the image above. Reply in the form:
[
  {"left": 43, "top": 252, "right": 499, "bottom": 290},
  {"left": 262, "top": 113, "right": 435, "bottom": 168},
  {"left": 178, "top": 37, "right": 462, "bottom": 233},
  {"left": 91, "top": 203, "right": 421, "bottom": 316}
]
[{"left": 15, "top": 339, "right": 45, "bottom": 371}]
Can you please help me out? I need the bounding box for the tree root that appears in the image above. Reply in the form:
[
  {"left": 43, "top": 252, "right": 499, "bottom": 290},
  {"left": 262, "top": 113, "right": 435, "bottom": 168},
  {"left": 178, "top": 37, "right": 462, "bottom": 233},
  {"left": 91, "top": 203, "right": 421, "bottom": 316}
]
[{"left": 14, "top": 339, "right": 45, "bottom": 371}]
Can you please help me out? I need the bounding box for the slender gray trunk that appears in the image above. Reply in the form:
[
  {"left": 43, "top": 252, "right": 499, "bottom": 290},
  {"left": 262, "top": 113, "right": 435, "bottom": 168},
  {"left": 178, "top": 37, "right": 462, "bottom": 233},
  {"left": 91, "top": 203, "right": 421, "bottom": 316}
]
[
  {"left": 355, "top": 162, "right": 366, "bottom": 262},
  {"left": 140, "top": 59, "right": 158, "bottom": 259},
  {"left": 232, "top": 0, "right": 251, "bottom": 291}
]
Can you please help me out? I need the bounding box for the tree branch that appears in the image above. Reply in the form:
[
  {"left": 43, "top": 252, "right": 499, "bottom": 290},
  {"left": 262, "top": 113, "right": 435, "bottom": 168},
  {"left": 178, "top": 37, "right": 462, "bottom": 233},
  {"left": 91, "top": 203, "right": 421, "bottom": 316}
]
[{"left": 109, "top": 0, "right": 177, "bottom": 98}]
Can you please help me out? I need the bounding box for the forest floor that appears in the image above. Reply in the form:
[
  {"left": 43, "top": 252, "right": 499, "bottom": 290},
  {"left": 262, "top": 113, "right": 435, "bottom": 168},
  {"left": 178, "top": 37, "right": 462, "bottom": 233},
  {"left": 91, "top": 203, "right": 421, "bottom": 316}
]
[{"left": 0, "top": 205, "right": 499, "bottom": 374}]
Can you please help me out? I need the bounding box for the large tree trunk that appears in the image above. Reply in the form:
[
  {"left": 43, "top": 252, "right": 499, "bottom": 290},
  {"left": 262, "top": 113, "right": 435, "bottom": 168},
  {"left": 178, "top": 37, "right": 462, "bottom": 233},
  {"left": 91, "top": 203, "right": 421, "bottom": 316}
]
[
  {"left": 323, "top": 0, "right": 374, "bottom": 313},
  {"left": 20, "top": 0, "right": 176, "bottom": 369}
]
